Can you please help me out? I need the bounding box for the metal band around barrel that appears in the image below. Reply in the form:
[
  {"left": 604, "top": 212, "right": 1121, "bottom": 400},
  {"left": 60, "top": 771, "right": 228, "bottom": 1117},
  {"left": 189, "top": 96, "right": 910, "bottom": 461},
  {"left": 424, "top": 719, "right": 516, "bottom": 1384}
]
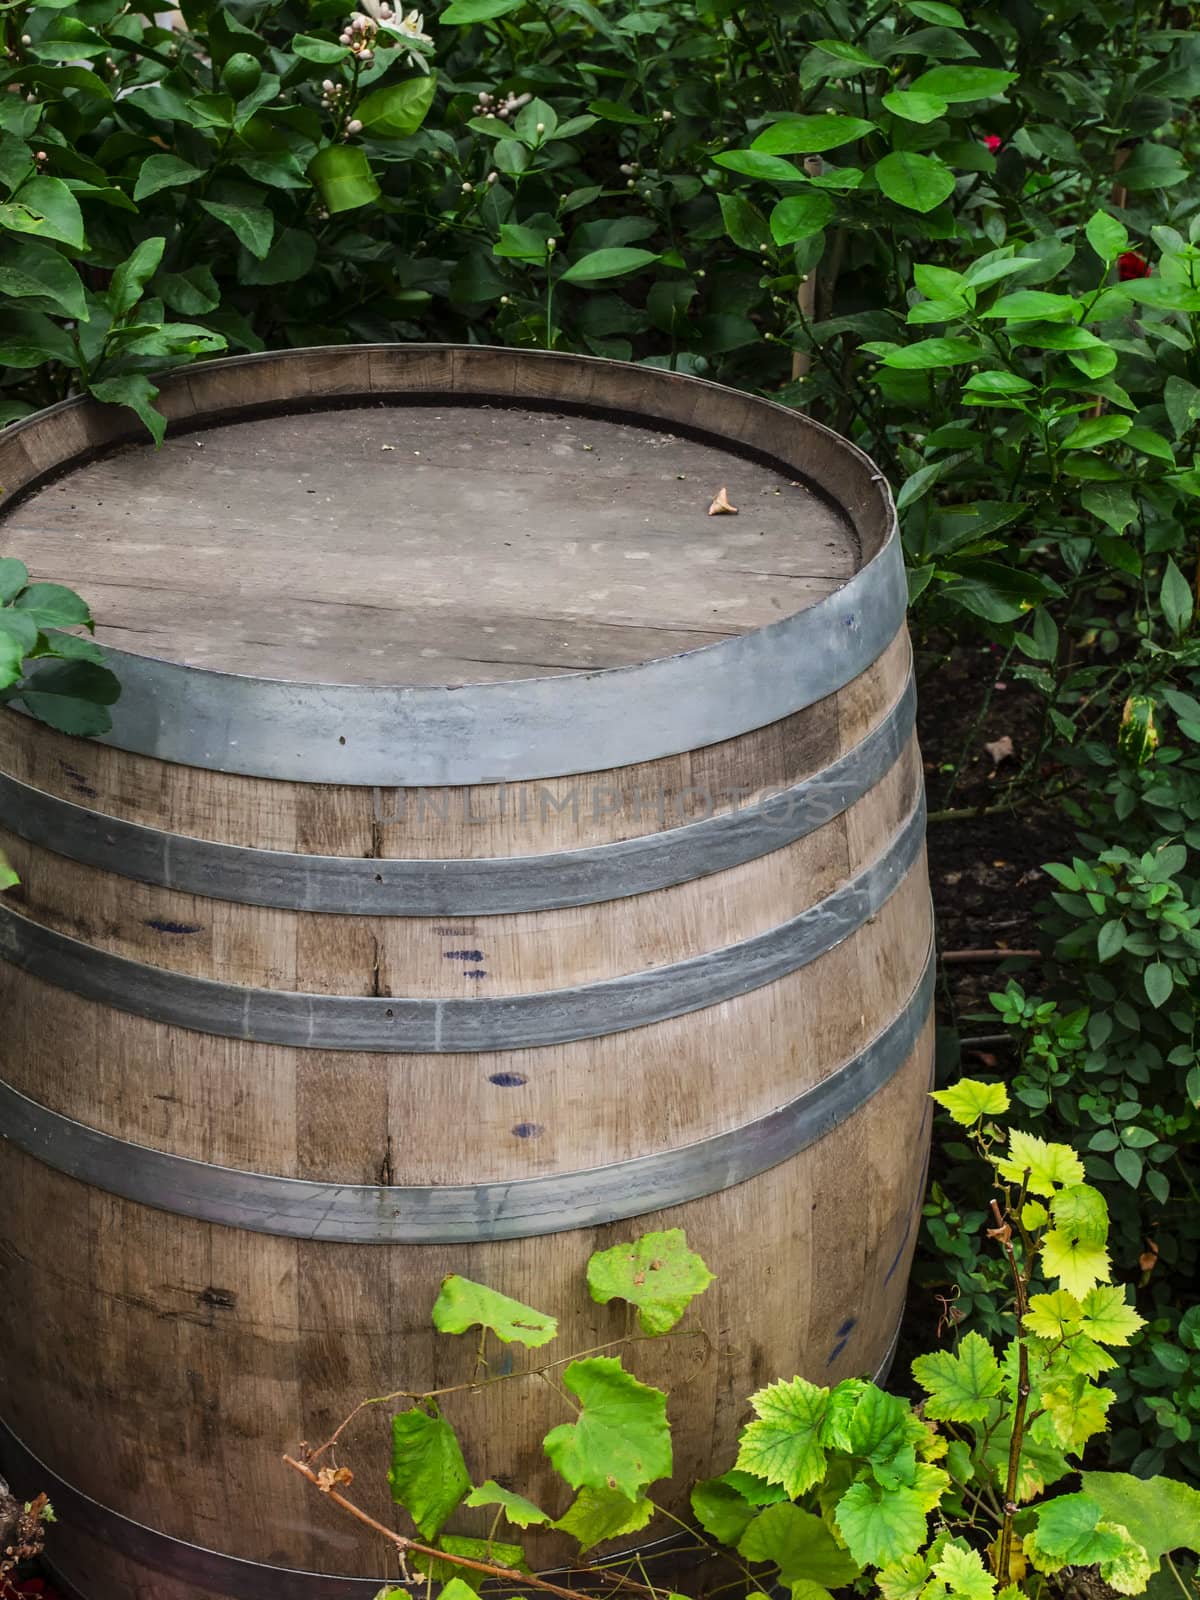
[
  {"left": 1, "top": 1315, "right": 901, "bottom": 1600},
  {"left": 0, "top": 794, "right": 925, "bottom": 1052},
  {"left": 0, "top": 942, "right": 933, "bottom": 1243},
  {"left": 0, "top": 675, "right": 915, "bottom": 916},
  {"left": 18, "top": 552, "right": 905, "bottom": 789}
]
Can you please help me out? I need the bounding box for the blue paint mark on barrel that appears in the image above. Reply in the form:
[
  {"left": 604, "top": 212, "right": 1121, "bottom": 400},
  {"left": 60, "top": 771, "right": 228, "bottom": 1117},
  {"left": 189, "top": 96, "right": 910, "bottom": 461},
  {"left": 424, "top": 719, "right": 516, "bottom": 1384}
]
[
  {"left": 825, "top": 1315, "right": 858, "bottom": 1365},
  {"left": 444, "top": 949, "right": 485, "bottom": 963},
  {"left": 512, "top": 1123, "right": 543, "bottom": 1139},
  {"left": 145, "top": 919, "right": 202, "bottom": 935},
  {"left": 489, "top": 1072, "right": 526, "bottom": 1088},
  {"left": 464, "top": 969, "right": 487, "bottom": 979}
]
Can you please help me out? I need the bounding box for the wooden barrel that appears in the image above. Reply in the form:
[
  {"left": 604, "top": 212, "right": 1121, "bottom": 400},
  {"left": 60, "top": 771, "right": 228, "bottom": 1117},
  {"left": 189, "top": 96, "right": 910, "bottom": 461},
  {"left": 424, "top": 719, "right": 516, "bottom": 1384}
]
[{"left": 0, "top": 347, "right": 932, "bottom": 1600}]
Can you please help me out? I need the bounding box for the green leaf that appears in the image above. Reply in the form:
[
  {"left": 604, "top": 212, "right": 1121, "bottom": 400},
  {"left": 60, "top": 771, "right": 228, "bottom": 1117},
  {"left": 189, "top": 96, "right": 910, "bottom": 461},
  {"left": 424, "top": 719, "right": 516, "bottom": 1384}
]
[
  {"left": 198, "top": 197, "right": 274, "bottom": 256},
  {"left": 494, "top": 223, "right": 551, "bottom": 261},
  {"left": 691, "top": 1479, "right": 757, "bottom": 1546},
  {"left": 0, "top": 560, "right": 29, "bottom": 604},
  {"left": 930, "top": 1078, "right": 1009, "bottom": 1125},
  {"left": 927, "top": 1539, "right": 996, "bottom": 1600},
  {"left": 811, "top": 39, "right": 885, "bottom": 70},
  {"left": 1124, "top": 427, "right": 1174, "bottom": 463},
  {"left": 910, "top": 65, "right": 1017, "bottom": 101},
  {"left": 1027, "top": 1494, "right": 1130, "bottom": 1570},
  {"left": 1145, "top": 960, "right": 1174, "bottom": 1007},
  {"left": 0, "top": 239, "right": 85, "bottom": 322},
  {"left": 388, "top": 1403, "right": 469, "bottom": 1539},
  {"left": 586, "top": 1229, "right": 714, "bottom": 1335},
  {"left": 735, "top": 1377, "right": 830, "bottom": 1499},
  {"left": 1164, "top": 376, "right": 1200, "bottom": 439},
  {"left": 1026, "top": 1290, "right": 1084, "bottom": 1341},
  {"left": 17, "top": 659, "right": 118, "bottom": 736},
  {"left": 108, "top": 237, "right": 166, "bottom": 317},
  {"left": 718, "top": 192, "right": 769, "bottom": 251},
  {"left": 1120, "top": 143, "right": 1188, "bottom": 190},
  {"left": 1062, "top": 416, "right": 1132, "bottom": 450},
  {"left": 413, "top": 1536, "right": 527, "bottom": 1587},
  {"left": 13, "top": 582, "right": 89, "bottom": 630},
  {"left": 1041, "top": 1373, "right": 1115, "bottom": 1453},
  {"left": 358, "top": 75, "right": 437, "bottom": 138},
  {"left": 4, "top": 176, "right": 84, "bottom": 249},
  {"left": 911, "top": 1331, "right": 1002, "bottom": 1422},
  {"left": 714, "top": 150, "right": 804, "bottom": 183},
  {"left": 1042, "top": 1230, "right": 1110, "bottom": 1300},
  {"left": 87, "top": 375, "right": 165, "bottom": 447},
  {"left": 738, "top": 1502, "right": 860, "bottom": 1587},
  {"left": 1081, "top": 484, "right": 1138, "bottom": 535},
  {"left": 983, "top": 290, "right": 1081, "bottom": 323},
  {"left": 1077, "top": 1286, "right": 1145, "bottom": 1347},
  {"left": 291, "top": 33, "right": 351, "bottom": 62},
  {"left": 1085, "top": 211, "right": 1129, "bottom": 263},
  {"left": 835, "top": 1481, "right": 929, "bottom": 1568},
  {"left": 464, "top": 1482, "right": 550, "bottom": 1529},
  {"left": 963, "top": 370, "right": 1034, "bottom": 394},
  {"left": 874, "top": 151, "right": 955, "bottom": 213},
  {"left": 542, "top": 1357, "right": 671, "bottom": 1497},
  {"left": 1079, "top": 1473, "right": 1200, "bottom": 1564},
  {"left": 881, "top": 90, "right": 948, "bottom": 123},
  {"left": 873, "top": 336, "right": 980, "bottom": 369},
  {"left": 552, "top": 1487, "right": 653, "bottom": 1551},
  {"left": 770, "top": 193, "right": 834, "bottom": 244},
  {"left": 752, "top": 115, "right": 875, "bottom": 154},
  {"left": 904, "top": 0, "right": 965, "bottom": 21},
  {"left": 432, "top": 1275, "right": 557, "bottom": 1347},
  {"left": 133, "top": 154, "right": 205, "bottom": 202},
  {"left": 0, "top": 848, "right": 18, "bottom": 891},
  {"left": 1160, "top": 557, "right": 1193, "bottom": 637},
  {"left": 306, "top": 147, "right": 378, "bottom": 216},
  {"left": 441, "top": 0, "right": 523, "bottom": 18},
  {"left": 560, "top": 248, "right": 659, "bottom": 284},
  {"left": 995, "top": 1129, "right": 1083, "bottom": 1195}
]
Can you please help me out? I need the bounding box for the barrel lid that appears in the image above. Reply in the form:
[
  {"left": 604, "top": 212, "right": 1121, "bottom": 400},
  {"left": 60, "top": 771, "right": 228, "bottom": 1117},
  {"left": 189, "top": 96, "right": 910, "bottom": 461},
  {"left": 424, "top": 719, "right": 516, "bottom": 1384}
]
[{"left": 0, "top": 347, "right": 902, "bottom": 783}]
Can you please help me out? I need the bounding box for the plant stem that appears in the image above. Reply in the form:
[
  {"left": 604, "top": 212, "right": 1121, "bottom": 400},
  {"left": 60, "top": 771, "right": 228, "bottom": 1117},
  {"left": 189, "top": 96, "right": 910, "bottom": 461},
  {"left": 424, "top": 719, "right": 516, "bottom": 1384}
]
[
  {"left": 991, "top": 1193, "right": 1031, "bottom": 1583},
  {"left": 283, "top": 1456, "right": 665, "bottom": 1600}
]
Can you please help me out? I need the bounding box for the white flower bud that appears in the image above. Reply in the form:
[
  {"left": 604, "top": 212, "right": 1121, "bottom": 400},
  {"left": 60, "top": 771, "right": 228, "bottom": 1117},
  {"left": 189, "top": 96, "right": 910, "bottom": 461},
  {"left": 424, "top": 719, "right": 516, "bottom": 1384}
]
[
  {"left": 535, "top": 120, "right": 545, "bottom": 133},
  {"left": 759, "top": 243, "right": 769, "bottom": 253},
  {"left": 626, "top": 178, "right": 635, "bottom": 188},
  {"left": 20, "top": 33, "right": 30, "bottom": 44},
  {"left": 661, "top": 109, "right": 673, "bottom": 120},
  {"left": 487, "top": 170, "right": 498, "bottom": 183},
  {"left": 361, "top": 48, "right": 373, "bottom": 60},
  {"left": 323, "top": 79, "right": 335, "bottom": 91},
  {"left": 500, "top": 295, "right": 510, "bottom": 304},
  {"left": 461, "top": 181, "right": 473, "bottom": 192},
  {"left": 347, "top": 118, "right": 363, "bottom": 133},
  {"left": 546, "top": 237, "right": 556, "bottom": 252}
]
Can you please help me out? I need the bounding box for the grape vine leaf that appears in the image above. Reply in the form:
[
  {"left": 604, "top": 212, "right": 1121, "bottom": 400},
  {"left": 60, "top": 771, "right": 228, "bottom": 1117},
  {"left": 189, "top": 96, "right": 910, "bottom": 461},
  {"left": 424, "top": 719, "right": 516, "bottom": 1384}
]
[
  {"left": 1078, "top": 1285, "right": 1146, "bottom": 1346},
  {"left": 1100, "top": 1534, "right": 1155, "bottom": 1595},
  {"left": 931, "top": 1078, "right": 1009, "bottom": 1126},
  {"left": 1079, "top": 1472, "right": 1200, "bottom": 1564},
  {"left": 691, "top": 1478, "right": 758, "bottom": 1546},
  {"left": 388, "top": 1403, "right": 470, "bottom": 1539},
  {"left": 925, "top": 1538, "right": 996, "bottom": 1600},
  {"left": 1041, "top": 1226, "right": 1111, "bottom": 1299},
  {"left": 994, "top": 1130, "right": 1084, "bottom": 1195},
  {"left": 1051, "top": 1183, "right": 1109, "bottom": 1243},
  {"left": 841, "top": 1385, "right": 926, "bottom": 1462},
  {"left": 412, "top": 1535, "right": 529, "bottom": 1588},
  {"left": 542, "top": 1357, "right": 671, "bottom": 1498},
  {"left": 877, "top": 1552, "right": 930, "bottom": 1600},
  {"left": 432, "top": 1275, "right": 558, "bottom": 1347},
  {"left": 553, "top": 1486, "right": 654, "bottom": 1551},
  {"left": 734, "top": 1377, "right": 831, "bottom": 1498},
  {"left": 719, "top": 1468, "right": 787, "bottom": 1506},
  {"left": 464, "top": 1481, "right": 550, "bottom": 1529},
  {"left": 834, "top": 1481, "right": 929, "bottom": 1568},
  {"left": 1039, "top": 1374, "right": 1115, "bottom": 1453},
  {"left": 586, "top": 1229, "right": 715, "bottom": 1334},
  {"left": 1026, "top": 1494, "right": 1131, "bottom": 1571},
  {"left": 1025, "top": 1291, "right": 1084, "bottom": 1342},
  {"left": 911, "top": 1332, "right": 1003, "bottom": 1422},
  {"left": 737, "top": 1502, "right": 861, "bottom": 1587},
  {"left": 983, "top": 1411, "right": 1072, "bottom": 1502}
]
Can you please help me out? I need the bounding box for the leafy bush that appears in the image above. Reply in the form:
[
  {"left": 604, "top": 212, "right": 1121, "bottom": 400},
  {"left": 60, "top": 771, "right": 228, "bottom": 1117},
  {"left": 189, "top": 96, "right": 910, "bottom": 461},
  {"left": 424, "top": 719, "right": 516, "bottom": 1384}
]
[{"left": 289, "top": 1093, "right": 1200, "bottom": 1600}]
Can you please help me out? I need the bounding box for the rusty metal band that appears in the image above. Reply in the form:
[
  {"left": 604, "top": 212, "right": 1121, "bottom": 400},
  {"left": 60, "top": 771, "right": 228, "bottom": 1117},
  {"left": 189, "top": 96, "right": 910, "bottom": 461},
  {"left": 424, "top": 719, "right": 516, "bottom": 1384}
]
[
  {"left": 0, "top": 792, "right": 924, "bottom": 1051},
  {"left": 0, "top": 941, "right": 933, "bottom": 1243},
  {"left": 0, "top": 674, "right": 915, "bottom": 915}
]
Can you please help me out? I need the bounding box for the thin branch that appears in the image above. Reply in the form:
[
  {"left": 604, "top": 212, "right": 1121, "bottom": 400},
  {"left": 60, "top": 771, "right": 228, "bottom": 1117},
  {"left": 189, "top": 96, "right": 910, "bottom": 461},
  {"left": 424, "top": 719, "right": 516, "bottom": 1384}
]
[{"left": 283, "top": 1456, "right": 666, "bottom": 1600}]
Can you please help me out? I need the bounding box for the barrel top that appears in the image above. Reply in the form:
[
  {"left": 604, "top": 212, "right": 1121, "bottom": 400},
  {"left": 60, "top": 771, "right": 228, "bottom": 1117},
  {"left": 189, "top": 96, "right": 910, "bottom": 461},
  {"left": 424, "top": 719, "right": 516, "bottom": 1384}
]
[{"left": 0, "top": 398, "right": 858, "bottom": 688}]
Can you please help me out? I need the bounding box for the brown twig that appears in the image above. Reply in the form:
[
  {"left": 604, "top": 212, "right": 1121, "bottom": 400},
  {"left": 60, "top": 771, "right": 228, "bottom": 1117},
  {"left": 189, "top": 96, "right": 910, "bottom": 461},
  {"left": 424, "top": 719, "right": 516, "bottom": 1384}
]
[
  {"left": 283, "top": 1456, "right": 666, "bottom": 1600},
  {"left": 941, "top": 949, "right": 1039, "bottom": 964},
  {"left": 990, "top": 1190, "right": 1031, "bottom": 1582}
]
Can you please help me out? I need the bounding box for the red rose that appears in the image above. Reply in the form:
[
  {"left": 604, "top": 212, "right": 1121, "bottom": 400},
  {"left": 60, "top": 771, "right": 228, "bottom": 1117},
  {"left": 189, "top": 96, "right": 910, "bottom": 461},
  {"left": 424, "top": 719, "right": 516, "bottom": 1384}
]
[
  {"left": 982, "top": 134, "right": 1002, "bottom": 152},
  {"left": 1118, "top": 251, "right": 1150, "bottom": 280}
]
